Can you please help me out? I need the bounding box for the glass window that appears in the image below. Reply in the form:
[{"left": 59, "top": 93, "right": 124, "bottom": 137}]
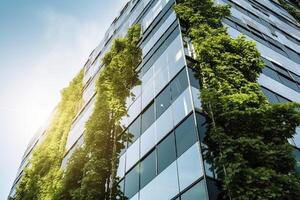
[
  {"left": 142, "top": 102, "right": 155, "bottom": 133},
  {"left": 172, "top": 88, "right": 193, "bottom": 125},
  {"left": 262, "top": 67, "right": 281, "bottom": 82},
  {"left": 175, "top": 115, "right": 198, "bottom": 156},
  {"left": 140, "top": 123, "right": 156, "bottom": 158},
  {"left": 188, "top": 67, "right": 200, "bottom": 89},
  {"left": 276, "top": 94, "right": 290, "bottom": 103},
  {"left": 181, "top": 180, "right": 208, "bottom": 200},
  {"left": 157, "top": 133, "right": 176, "bottom": 173},
  {"left": 191, "top": 87, "right": 201, "bottom": 110},
  {"left": 271, "top": 62, "right": 290, "bottom": 77},
  {"left": 293, "top": 127, "right": 300, "bottom": 148},
  {"left": 293, "top": 148, "right": 300, "bottom": 173},
  {"left": 171, "top": 69, "right": 189, "bottom": 102},
  {"left": 142, "top": 11, "right": 176, "bottom": 56},
  {"left": 117, "top": 153, "right": 126, "bottom": 178},
  {"left": 261, "top": 87, "right": 279, "bottom": 103},
  {"left": 139, "top": 162, "right": 179, "bottom": 200},
  {"left": 196, "top": 113, "right": 207, "bottom": 143},
  {"left": 155, "top": 85, "right": 171, "bottom": 118},
  {"left": 291, "top": 72, "right": 300, "bottom": 83},
  {"left": 177, "top": 143, "right": 203, "bottom": 191},
  {"left": 278, "top": 74, "right": 300, "bottom": 92},
  {"left": 207, "top": 178, "right": 220, "bottom": 200},
  {"left": 119, "top": 179, "right": 125, "bottom": 194},
  {"left": 126, "top": 139, "right": 140, "bottom": 171},
  {"left": 125, "top": 164, "right": 140, "bottom": 199},
  {"left": 127, "top": 96, "right": 141, "bottom": 127},
  {"left": 142, "top": 74, "right": 155, "bottom": 109},
  {"left": 140, "top": 150, "right": 157, "bottom": 188},
  {"left": 155, "top": 107, "right": 174, "bottom": 143},
  {"left": 153, "top": 64, "right": 169, "bottom": 94},
  {"left": 128, "top": 116, "right": 141, "bottom": 144}
]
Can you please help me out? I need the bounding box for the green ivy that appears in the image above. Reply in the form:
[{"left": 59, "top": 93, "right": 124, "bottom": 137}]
[
  {"left": 15, "top": 70, "right": 84, "bottom": 200},
  {"left": 55, "top": 24, "right": 142, "bottom": 200},
  {"left": 278, "top": 0, "right": 300, "bottom": 22},
  {"left": 174, "top": 0, "right": 300, "bottom": 199}
]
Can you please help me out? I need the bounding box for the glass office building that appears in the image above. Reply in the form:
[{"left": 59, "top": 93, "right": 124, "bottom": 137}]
[{"left": 9, "top": 0, "right": 300, "bottom": 199}]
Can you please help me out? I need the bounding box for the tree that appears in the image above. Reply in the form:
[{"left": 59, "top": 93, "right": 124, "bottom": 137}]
[
  {"left": 15, "top": 70, "right": 84, "bottom": 200},
  {"left": 56, "top": 24, "right": 142, "bottom": 200},
  {"left": 174, "top": 0, "right": 300, "bottom": 199}
]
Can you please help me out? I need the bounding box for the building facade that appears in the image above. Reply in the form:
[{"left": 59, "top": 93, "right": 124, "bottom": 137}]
[{"left": 9, "top": 0, "right": 300, "bottom": 199}]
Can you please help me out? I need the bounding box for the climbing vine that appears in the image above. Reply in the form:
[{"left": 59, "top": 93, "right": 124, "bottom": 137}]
[
  {"left": 174, "top": 0, "right": 300, "bottom": 199},
  {"left": 15, "top": 70, "right": 84, "bottom": 200},
  {"left": 278, "top": 0, "right": 300, "bottom": 22},
  {"left": 55, "top": 24, "right": 142, "bottom": 200}
]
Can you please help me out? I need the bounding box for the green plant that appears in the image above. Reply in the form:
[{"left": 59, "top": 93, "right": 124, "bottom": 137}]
[
  {"left": 15, "top": 70, "right": 84, "bottom": 200},
  {"left": 278, "top": 0, "right": 300, "bottom": 22},
  {"left": 174, "top": 0, "right": 300, "bottom": 199},
  {"left": 56, "top": 24, "right": 142, "bottom": 200}
]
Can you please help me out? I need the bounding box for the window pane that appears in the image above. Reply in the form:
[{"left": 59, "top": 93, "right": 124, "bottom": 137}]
[
  {"left": 128, "top": 116, "right": 141, "bottom": 144},
  {"left": 207, "top": 178, "right": 220, "bottom": 200},
  {"left": 119, "top": 179, "right": 124, "bottom": 194},
  {"left": 181, "top": 180, "right": 208, "bottom": 200},
  {"left": 157, "top": 133, "right": 176, "bottom": 173},
  {"left": 125, "top": 165, "right": 140, "bottom": 199},
  {"left": 262, "top": 67, "right": 281, "bottom": 82},
  {"left": 126, "top": 139, "right": 140, "bottom": 171},
  {"left": 188, "top": 67, "right": 200, "bottom": 89},
  {"left": 196, "top": 113, "right": 207, "bottom": 143},
  {"left": 170, "top": 69, "right": 189, "bottom": 102},
  {"left": 278, "top": 74, "right": 300, "bottom": 92},
  {"left": 293, "top": 127, "right": 300, "bottom": 148},
  {"left": 293, "top": 148, "right": 300, "bottom": 173},
  {"left": 172, "top": 88, "right": 193, "bottom": 125},
  {"left": 117, "top": 153, "right": 126, "bottom": 178},
  {"left": 155, "top": 107, "right": 174, "bottom": 143},
  {"left": 139, "top": 162, "right": 179, "bottom": 200},
  {"left": 175, "top": 115, "right": 197, "bottom": 156},
  {"left": 155, "top": 85, "right": 171, "bottom": 118},
  {"left": 140, "top": 123, "right": 156, "bottom": 158},
  {"left": 142, "top": 102, "right": 155, "bottom": 133},
  {"left": 261, "top": 87, "right": 278, "bottom": 103},
  {"left": 177, "top": 143, "right": 203, "bottom": 191},
  {"left": 140, "top": 150, "right": 156, "bottom": 189}
]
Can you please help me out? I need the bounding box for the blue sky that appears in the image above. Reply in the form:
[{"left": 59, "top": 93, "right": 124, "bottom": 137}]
[{"left": 0, "top": 0, "right": 126, "bottom": 198}]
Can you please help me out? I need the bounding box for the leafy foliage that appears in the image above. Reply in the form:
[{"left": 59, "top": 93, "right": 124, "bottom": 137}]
[
  {"left": 278, "top": 0, "right": 300, "bottom": 22},
  {"left": 15, "top": 70, "right": 84, "bottom": 200},
  {"left": 174, "top": 0, "right": 300, "bottom": 199},
  {"left": 56, "top": 24, "right": 142, "bottom": 200}
]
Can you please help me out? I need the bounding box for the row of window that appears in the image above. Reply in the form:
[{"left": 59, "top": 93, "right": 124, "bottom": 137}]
[
  {"left": 84, "top": 0, "right": 174, "bottom": 86},
  {"left": 120, "top": 139, "right": 203, "bottom": 199},
  {"left": 224, "top": 17, "right": 300, "bottom": 64},
  {"left": 224, "top": 0, "right": 300, "bottom": 53},
  {"left": 124, "top": 67, "right": 199, "bottom": 150},
  {"left": 262, "top": 59, "right": 300, "bottom": 93},
  {"left": 247, "top": 0, "right": 300, "bottom": 30},
  {"left": 261, "top": 86, "right": 290, "bottom": 103},
  {"left": 223, "top": 0, "right": 300, "bottom": 36}
]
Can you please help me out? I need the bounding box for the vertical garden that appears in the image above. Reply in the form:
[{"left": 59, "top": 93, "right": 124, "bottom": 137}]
[
  {"left": 174, "top": 0, "right": 300, "bottom": 199},
  {"left": 15, "top": 70, "right": 84, "bottom": 200},
  {"left": 15, "top": 25, "right": 141, "bottom": 200}
]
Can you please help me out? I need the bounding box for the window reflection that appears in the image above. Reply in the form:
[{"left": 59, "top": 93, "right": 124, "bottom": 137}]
[
  {"left": 140, "top": 150, "right": 156, "bottom": 188},
  {"left": 175, "top": 115, "right": 197, "bottom": 157},
  {"left": 139, "top": 162, "right": 179, "bottom": 200},
  {"left": 177, "top": 143, "right": 203, "bottom": 191},
  {"left": 181, "top": 180, "right": 208, "bottom": 200},
  {"left": 157, "top": 133, "right": 176, "bottom": 173},
  {"left": 125, "top": 164, "right": 140, "bottom": 199}
]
